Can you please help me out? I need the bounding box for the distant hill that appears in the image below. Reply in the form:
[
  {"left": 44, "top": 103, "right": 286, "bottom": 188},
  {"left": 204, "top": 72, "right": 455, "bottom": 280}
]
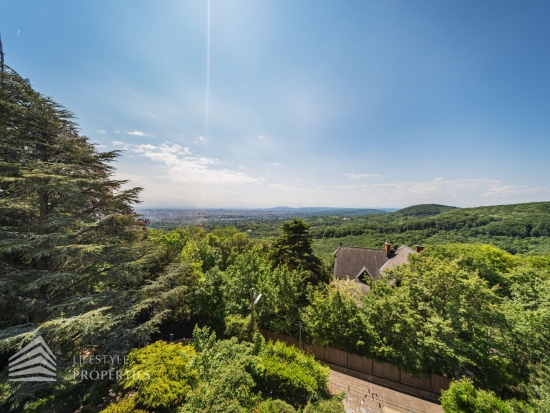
[
  {"left": 394, "top": 204, "right": 458, "bottom": 218},
  {"left": 310, "top": 201, "right": 550, "bottom": 256},
  {"left": 263, "top": 206, "right": 387, "bottom": 215}
]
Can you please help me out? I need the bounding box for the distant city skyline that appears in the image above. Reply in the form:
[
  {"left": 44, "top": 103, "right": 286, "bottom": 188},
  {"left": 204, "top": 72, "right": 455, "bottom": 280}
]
[{"left": 2, "top": 1, "right": 549, "bottom": 208}]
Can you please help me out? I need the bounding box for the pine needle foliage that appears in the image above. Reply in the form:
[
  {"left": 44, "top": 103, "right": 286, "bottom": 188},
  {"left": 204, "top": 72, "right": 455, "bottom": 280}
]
[
  {"left": 0, "top": 67, "right": 194, "bottom": 411},
  {"left": 1, "top": 65, "right": 142, "bottom": 329}
]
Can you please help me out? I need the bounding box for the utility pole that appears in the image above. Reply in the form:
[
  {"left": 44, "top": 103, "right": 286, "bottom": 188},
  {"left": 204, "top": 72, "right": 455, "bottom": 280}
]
[
  {"left": 250, "top": 289, "right": 262, "bottom": 339},
  {"left": 0, "top": 34, "right": 5, "bottom": 73},
  {"left": 250, "top": 289, "right": 255, "bottom": 338}
]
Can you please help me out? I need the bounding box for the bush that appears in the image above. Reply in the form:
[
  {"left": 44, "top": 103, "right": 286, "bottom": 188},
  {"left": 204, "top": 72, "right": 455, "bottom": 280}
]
[
  {"left": 181, "top": 364, "right": 259, "bottom": 413},
  {"left": 224, "top": 314, "right": 252, "bottom": 341},
  {"left": 440, "top": 379, "right": 512, "bottom": 413},
  {"left": 99, "top": 397, "right": 149, "bottom": 413},
  {"left": 253, "top": 340, "right": 330, "bottom": 407},
  {"left": 304, "top": 396, "right": 346, "bottom": 413},
  {"left": 255, "top": 398, "right": 296, "bottom": 413},
  {"left": 122, "top": 341, "right": 199, "bottom": 410}
]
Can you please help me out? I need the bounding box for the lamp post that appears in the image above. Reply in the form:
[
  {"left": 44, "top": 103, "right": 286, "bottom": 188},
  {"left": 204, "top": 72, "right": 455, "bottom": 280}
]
[{"left": 250, "top": 288, "right": 262, "bottom": 338}]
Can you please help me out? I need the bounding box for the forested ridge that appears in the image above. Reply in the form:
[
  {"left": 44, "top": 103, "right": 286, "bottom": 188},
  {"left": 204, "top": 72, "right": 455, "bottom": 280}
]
[
  {"left": 309, "top": 202, "right": 550, "bottom": 241},
  {"left": 210, "top": 201, "right": 550, "bottom": 260},
  {"left": 305, "top": 202, "right": 550, "bottom": 261},
  {"left": 1, "top": 67, "right": 549, "bottom": 412}
]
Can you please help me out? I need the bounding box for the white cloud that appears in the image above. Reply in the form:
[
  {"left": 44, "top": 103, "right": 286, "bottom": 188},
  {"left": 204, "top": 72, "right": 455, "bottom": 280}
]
[
  {"left": 306, "top": 178, "right": 550, "bottom": 207},
  {"left": 112, "top": 171, "right": 550, "bottom": 208},
  {"left": 272, "top": 162, "right": 282, "bottom": 166},
  {"left": 258, "top": 135, "right": 264, "bottom": 139},
  {"left": 98, "top": 130, "right": 107, "bottom": 134},
  {"left": 123, "top": 142, "right": 259, "bottom": 184},
  {"left": 435, "top": 177, "right": 443, "bottom": 181},
  {"left": 199, "top": 136, "right": 205, "bottom": 141},
  {"left": 145, "top": 112, "right": 157, "bottom": 118},
  {"left": 127, "top": 131, "right": 147, "bottom": 136},
  {"left": 111, "top": 141, "right": 130, "bottom": 150},
  {"left": 344, "top": 173, "right": 380, "bottom": 179},
  {"left": 483, "top": 185, "right": 550, "bottom": 197}
]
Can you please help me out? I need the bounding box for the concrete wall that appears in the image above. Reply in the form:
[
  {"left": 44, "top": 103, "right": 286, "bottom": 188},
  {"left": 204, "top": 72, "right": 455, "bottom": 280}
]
[{"left": 260, "top": 330, "right": 453, "bottom": 403}]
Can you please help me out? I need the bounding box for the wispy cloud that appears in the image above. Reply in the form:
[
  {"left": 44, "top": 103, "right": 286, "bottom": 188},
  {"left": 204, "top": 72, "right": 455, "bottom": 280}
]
[
  {"left": 118, "top": 141, "right": 259, "bottom": 184},
  {"left": 112, "top": 141, "right": 130, "bottom": 150},
  {"left": 344, "top": 173, "right": 380, "bottom": 179},
  {"left": 272, "top": 162, "right": 282, "bottom": 166},
  {"left": 309, "top": 178, "right": 550, "bottom": 207},
  {"left": 145, "top": 112, "right": 157, "bottom": 119},
  {"left": 17, "top": 30, "right": 20, "bottom": 36},
  {"left": 127, "top": 131, "right": 147, "bottom": 136},
  {"left": 98, "top": 130, "right": 107, "bottom": 134},
  {"left": 483, "top": 185, "right": 550, "bottom": 197}
]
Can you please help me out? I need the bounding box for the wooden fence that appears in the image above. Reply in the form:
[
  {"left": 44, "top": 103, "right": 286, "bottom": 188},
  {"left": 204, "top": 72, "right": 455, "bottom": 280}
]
[{"left": 261, "top": 330, "right": 452, "bottom": 402}]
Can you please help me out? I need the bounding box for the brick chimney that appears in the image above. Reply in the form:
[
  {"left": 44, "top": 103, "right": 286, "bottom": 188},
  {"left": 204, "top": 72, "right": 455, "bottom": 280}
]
[
  {"left": 415, "top": 245, "right": 425, "bottom": 253},
  {"left": 385, "top": 241, "right": 392, "bottom": 257}
]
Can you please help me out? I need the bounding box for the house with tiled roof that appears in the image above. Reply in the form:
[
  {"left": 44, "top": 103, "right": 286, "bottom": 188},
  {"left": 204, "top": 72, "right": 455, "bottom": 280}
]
[{"left": 333, "top": 241, "right": 423, "bottom": 291}]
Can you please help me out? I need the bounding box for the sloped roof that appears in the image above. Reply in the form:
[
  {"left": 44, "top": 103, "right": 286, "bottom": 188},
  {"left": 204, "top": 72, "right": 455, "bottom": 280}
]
[
  {"left": 334, "top": 246, "right": 388, "bottom": 281},
  {"left": 378, "top": 245, "right": 415, "bottom": 273},
  {"left": 334, "top": 245, "right": 416, "bottom": 281}
]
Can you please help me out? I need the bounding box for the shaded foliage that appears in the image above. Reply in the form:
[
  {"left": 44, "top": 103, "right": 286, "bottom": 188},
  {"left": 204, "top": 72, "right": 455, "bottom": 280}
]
[{"left": 303, "top": 245, "right": 550, "bottom": 391}]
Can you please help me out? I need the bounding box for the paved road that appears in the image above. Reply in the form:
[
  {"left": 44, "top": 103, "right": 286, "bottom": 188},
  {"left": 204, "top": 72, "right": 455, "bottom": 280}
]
[{"left": 329, "top": 369, "right": 444, "bottom": 413}]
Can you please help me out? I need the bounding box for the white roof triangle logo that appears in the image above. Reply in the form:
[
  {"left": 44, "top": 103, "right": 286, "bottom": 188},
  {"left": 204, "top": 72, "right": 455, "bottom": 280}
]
[{"left": 9, "top": 336, "right": 57, "bottom": 382}]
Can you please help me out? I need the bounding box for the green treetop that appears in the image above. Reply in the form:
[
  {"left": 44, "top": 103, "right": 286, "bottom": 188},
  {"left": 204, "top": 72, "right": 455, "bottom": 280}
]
[{"left": 271, "top": 219, "right": 329, "bottom": 286}]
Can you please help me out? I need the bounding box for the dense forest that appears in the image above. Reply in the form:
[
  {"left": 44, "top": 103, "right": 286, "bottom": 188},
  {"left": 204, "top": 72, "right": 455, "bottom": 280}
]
[
  {"left": 1, "top": 67, "right": 549, "bottom": 412},
  {"left": 228, "top": 202, "right": 550, "bottom": 260},
  {"left": 309, "top": 202, "right": 550, "bottom": 260},
  {"left": 167, "top": 201, "right": 550, "bottom": 261}
]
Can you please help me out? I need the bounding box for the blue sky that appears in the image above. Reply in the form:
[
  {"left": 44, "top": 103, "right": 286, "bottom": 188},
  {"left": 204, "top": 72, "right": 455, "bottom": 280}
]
[{"left": 2, "top": 0, "right": 550, "bottom": 208}]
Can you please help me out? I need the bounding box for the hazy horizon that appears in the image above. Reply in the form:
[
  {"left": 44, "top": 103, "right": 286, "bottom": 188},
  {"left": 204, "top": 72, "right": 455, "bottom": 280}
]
[
  {"left": 2, "top": 1, "right": 550, "bottom": 208},
  {"left": 134, "top": 205, "right": 398, "bottom": 210},
  {"left": 133, "top": 200, "right": 548, "bottom": 211}
]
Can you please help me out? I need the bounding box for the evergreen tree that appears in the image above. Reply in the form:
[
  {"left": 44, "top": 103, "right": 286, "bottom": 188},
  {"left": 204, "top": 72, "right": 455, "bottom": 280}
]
[
  {"left": 0, "top": 67, "right": 191, "bottom": 411},
  {"left": 271, "top": 219, "right": 329, "bottom": 286},
  {"left": 0, "top": 65, "right": 143, "bottom": 327}
]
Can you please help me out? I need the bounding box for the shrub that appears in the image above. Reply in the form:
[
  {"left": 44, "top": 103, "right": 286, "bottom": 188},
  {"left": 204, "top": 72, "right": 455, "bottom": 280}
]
[
  {"left": 255, "top": 398, "right": 296, "bottom": 413},
  {"left": 253, "top": 340, "right": 330, "bottom": 407},
  {"left": 181, "top": 364, "right": 259, "bottom": 413},
  {"left": 122, "top": 341, "right": 198, "bottom": 410},
  {"left": 99, "top": 396, "right": 148, "bottom": 413},
  {"left": 440, "top": 379, "right": 512, "bottom": 413},
  {"left": 304, "top": 396, "right": 346, "bottom": 413}
]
